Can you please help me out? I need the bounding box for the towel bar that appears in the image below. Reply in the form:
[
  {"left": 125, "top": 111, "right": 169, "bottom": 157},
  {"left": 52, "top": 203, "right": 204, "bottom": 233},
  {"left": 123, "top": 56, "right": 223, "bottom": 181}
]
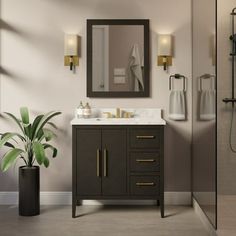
[{"left": 169, "top": 74, "right": 186, "bottom": 91}]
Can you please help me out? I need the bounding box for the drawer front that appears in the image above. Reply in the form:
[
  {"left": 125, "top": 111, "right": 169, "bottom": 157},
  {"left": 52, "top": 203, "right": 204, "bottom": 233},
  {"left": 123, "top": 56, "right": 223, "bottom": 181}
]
[
  {"left": 130, "top": 152, "right": 159, "bottom": 172},
  {"left": 129, "top": 128, "right": 160, "bottom": 149},
  {"left": 130, "top": 176, "right": 160, "bottom": 195}
]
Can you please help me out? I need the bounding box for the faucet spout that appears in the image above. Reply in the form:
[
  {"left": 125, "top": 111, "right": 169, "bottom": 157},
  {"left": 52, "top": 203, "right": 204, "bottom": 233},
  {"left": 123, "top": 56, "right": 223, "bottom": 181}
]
[{"left": 116, "top": 108, "right": 121, "bottom": 118}]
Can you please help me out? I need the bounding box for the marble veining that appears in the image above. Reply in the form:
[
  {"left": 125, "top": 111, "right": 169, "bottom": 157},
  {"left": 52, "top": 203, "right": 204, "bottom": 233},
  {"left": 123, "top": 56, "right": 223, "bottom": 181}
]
[{"left": 71, "top": 108, "right": 166, "bottom": 125}]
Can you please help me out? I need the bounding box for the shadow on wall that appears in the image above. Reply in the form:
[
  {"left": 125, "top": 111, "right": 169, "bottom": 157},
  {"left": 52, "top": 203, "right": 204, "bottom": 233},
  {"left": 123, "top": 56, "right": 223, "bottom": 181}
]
[{"left": 45, "top": 0, "right": 145, "bottom": 18}]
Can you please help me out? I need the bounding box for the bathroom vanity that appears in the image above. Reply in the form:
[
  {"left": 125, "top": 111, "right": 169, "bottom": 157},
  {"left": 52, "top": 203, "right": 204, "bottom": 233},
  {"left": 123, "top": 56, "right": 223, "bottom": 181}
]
[{"left": 71, "top": 109, "right": 166, "bottom": 218}]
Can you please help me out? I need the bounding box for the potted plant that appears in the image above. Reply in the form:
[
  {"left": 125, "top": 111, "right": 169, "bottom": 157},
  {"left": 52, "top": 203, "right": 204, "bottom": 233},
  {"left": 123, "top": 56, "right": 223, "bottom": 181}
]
[{"left": 0, "top": 107, "right": 61, "bottom": 216}]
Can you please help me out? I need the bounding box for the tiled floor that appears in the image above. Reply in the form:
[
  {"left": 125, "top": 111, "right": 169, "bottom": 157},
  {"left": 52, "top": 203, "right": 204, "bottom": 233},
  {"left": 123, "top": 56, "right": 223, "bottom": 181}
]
[
  {"left": 217, "top": 195, "right": 236, "bottom": 236},
  {"left": 0, "top": 205, "right": 209, "bottom": 236}
]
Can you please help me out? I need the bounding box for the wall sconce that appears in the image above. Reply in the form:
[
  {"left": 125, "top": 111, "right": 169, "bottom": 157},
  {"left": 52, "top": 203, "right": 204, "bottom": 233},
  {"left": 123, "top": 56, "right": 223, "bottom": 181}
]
[
  {"left": 157, "top": 34, "right": 173, "bottom": 71},
  {"left": 64, "top": 34, "right": 79, "bottom": 71}
]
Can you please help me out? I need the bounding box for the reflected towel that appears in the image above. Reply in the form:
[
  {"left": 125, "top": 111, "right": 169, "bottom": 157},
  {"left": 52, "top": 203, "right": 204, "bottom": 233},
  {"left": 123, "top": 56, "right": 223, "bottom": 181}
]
[
  {"left": 128, "top": 44, "right": 144, "bottom": 91},
  {"left": 169, "top": 91, "right": 186, "bottom": 121},
  {"left": 199, "top": 90, "right": 215, "bottom": 120}
]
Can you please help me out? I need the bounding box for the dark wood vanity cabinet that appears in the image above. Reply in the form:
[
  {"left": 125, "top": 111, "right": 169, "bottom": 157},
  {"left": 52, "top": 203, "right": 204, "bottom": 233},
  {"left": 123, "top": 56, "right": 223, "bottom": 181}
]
[{"left": 72, "top": 125, "right": 164, "bottom": 218}]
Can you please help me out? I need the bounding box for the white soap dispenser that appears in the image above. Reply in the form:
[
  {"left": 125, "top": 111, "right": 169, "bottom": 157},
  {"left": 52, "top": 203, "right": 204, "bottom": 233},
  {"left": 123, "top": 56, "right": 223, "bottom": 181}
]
[
  {"left": 76, "top": 101, "right": 84, "bottom": 118},
  {"left": 83, "top": 102, "right": 91, "bottom": 118}
]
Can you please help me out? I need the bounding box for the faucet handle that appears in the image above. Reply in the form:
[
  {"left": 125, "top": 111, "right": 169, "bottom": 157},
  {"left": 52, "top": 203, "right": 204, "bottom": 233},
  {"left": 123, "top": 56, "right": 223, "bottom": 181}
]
[
  {"left": 103, "top": 112, "right": 112, "bottom": 118},
  {"left": 123, "top": 111, "right": 133, "bottom": 118}
]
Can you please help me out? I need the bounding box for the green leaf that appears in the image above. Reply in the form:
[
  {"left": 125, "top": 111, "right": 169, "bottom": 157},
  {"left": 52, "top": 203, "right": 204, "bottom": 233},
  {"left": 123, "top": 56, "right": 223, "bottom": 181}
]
[
  {"left": 1, "top": 132, "right": 18, "bottom": 144},
  {"left": 36, "top": 129, "right": 44, "bottom": 141},
  {"left": 33, "top": 142, "right": 45, "bottom": 165},
  {"left": 31, "top": 115, "right": 44, "bottom": 140},
  {"left": 43, "top": 144, "right": 58, "bottom": 158},
  {"left": 33, "top": 111, "right": 61, "bottom": 140},
  {"left": 1, "top": 148, "right": 24, "bottom": 172},
  {"left": 4, "top": 112, "right": 24, "bottom": 133},
  {"left": 4, "top": 142, "right": 15, "bottom": 148},
  {"left": 42, "top": 129, "right": 56, "bottom": 142},
  {"left": 43, "top": 157, "right": 50, "bottom": 168},
  {"left": 20, "top": 107, "right": 29, "bottom": 124},
  {"left": 0, "top": 133, "right": 25, "bottom": 149},
  {"left": 23, "top": 123, "right": 32, "bottom": 139}
]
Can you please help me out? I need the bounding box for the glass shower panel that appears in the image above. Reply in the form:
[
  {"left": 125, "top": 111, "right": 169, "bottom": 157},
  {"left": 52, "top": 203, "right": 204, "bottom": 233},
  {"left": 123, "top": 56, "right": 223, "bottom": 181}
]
[{"left": 192, "top": 0, "right": 217, "bottom": 228}]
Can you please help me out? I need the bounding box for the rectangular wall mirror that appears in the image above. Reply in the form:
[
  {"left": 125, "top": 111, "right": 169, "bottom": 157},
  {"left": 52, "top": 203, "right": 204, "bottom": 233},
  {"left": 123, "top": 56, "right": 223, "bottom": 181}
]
[{"left": 87, "top": 19, "right": 150, "bottom": 97}]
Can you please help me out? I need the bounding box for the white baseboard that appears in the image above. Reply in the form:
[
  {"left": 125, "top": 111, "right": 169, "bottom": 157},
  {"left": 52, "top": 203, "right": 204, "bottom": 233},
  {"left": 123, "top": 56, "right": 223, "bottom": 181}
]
[
  {"left": 0, "top": 191, "right": 191, "bottom": 205},
  {"left": 193, "top": 198, "right": 216, "bottom": 236}
]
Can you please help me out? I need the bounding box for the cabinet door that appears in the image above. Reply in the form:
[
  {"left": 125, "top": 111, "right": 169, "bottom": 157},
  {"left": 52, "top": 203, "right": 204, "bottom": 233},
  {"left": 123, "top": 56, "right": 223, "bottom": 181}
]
[
  {"left": 102, "top": 129, "right": 127, "bottom": 195},
  {"left": 76, "top": 129, "right": 102, "bottom": 196}
]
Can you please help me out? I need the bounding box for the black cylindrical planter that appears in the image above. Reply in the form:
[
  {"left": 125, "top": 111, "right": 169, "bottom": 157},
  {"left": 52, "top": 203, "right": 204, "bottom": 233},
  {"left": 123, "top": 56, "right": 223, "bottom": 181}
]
[{"left": 19, "top": 166, "right": 40, "bottom": 216}]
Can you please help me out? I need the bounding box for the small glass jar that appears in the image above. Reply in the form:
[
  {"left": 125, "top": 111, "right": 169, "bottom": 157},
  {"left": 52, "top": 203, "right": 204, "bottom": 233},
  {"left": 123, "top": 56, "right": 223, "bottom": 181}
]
[
  {"left": 76, "top": 101, "right": 84, "bottom": 118},
  {"left": 83, "top": 103, "right": 91, "bottom": 118}
]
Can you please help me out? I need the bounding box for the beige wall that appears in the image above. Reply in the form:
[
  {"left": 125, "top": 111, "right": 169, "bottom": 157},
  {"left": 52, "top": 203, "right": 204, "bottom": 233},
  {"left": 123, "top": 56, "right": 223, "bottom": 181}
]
[
  {"left": 217, "top": 0, "right": 236, "bottom": 195},
  {"left": 0, "top": 0, "right": 192, "bottom": 192}
]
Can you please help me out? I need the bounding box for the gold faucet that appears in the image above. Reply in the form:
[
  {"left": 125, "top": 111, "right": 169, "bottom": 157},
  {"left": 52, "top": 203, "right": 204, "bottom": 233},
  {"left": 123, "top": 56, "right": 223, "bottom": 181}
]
[
  {"left": 116, "top": 108, "right": 121, "bottom": 118},
  {"left": 103, "top": 112, "right": 112, "bottom": 118}
]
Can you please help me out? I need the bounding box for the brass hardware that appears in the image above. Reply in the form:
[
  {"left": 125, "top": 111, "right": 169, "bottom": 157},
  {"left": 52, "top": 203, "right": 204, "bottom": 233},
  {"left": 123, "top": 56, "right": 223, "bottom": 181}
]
[
  {"left": 104, "top": 149, "right": 107, "bottom": 177},
  {"left": 136, "top": 182, "right": 155, "bottom": 186},
  {"left": 123, "top": 111, "right": 133, "bottom": 118},
  {"left": 136, "top": 135, "right": 155, "bottom": 139},
  {"left": 136, "top": 159, "right": 155, "bottom": 162},
  {"left": 96, "top": 149, "right": 100, "bottom": 177},
  {"left": 116, "top": 108, "right": 121, "bottom": 118},
  {"left": 103, "top": 112, "right": 112, "bottom": 118},
  {"left": 64, "top": 56, "right": 79, "bottom": 67},
  {"left": 157, "top": 56, "right": 172, "bottom": 67}
]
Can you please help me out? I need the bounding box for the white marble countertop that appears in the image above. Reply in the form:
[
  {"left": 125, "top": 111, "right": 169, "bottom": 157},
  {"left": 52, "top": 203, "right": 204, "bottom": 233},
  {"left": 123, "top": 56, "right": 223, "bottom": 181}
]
[{"left": 71, "top": 108, "right": 166, "bottom": 125}]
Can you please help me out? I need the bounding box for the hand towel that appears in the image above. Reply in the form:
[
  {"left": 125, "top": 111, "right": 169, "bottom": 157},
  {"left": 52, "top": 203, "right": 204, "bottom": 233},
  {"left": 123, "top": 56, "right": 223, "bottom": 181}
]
[
  {"left": 128, "top": 44, "right": 144, "bottom": 91},
  {"left": 199, "top": 90, "right": 215, "bottom": 120},
  {"left": 169, "top": 90, "right": 186, "bottom": 120}
]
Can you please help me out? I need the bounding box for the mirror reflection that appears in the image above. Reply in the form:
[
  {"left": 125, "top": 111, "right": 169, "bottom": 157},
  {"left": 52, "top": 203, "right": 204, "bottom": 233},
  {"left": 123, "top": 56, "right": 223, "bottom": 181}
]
[{"left": 92, "top": 25, "right": 144, "bottom": 92}]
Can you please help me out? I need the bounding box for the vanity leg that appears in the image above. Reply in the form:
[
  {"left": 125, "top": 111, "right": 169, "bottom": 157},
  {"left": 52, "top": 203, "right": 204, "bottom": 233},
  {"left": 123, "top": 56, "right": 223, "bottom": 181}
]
[
  {"left": 156, "top": 200, "right": 160, "bottom": 206},
  {"left": 72, "top": 196, "right": 76, "bottom": 218},
  {"left": 160, "top": 195, "right": 164, "bottom": 218}
]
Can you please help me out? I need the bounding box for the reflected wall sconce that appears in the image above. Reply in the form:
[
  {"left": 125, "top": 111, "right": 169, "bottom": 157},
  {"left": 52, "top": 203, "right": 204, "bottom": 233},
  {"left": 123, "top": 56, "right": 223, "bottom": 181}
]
[
  {"left": 64, "top": 34, "right": 80, "bottom": 71},
  {"left": 157, "top": 34, "right": 173, "bottom": 71}
]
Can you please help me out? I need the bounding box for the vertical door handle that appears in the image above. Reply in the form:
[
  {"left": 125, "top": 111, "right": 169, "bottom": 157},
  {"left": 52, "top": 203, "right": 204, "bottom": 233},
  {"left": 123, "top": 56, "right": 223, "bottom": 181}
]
[
  {"left": 96, "top": 149, "right": 100, "bottom": 177},
  {"left": 104, "top": 149, "right": 107, "bottom": 177}
]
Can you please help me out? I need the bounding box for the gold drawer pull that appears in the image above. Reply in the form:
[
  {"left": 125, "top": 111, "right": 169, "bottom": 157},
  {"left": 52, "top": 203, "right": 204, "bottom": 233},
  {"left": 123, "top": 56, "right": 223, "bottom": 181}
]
[
  {"left": 136, "top": 159, "right": 155, "bottom": 163},
  {"left": 136, "top": 135, "right": 155, "bottom": 139},
  {"left": 96, "top": 149, "right": 100, "bottom": 177},
  {"left": 104, "top": 149, "right": 107, "bottom": 177},
  {"left": 136, "top": 182, "right": 155, "bottom": 186}
]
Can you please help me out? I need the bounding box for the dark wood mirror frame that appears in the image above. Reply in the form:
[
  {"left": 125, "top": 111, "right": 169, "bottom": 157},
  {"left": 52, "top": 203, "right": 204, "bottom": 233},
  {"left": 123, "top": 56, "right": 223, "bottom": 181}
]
[{"left": 87, "top": 19, "right": 150, "bottom": 98}]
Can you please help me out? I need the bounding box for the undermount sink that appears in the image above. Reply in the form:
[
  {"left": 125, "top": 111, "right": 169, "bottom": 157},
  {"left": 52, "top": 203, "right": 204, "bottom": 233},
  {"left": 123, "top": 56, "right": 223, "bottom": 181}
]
[
  {"left": 95, "top": 117, "right": 136, "bottom": 122},
  {"left": 71, "top": 108, "right": 166, "bottom": 125}
]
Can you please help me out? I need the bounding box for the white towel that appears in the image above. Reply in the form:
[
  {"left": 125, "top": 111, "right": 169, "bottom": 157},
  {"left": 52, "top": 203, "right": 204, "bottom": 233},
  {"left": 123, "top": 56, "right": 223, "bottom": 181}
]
[
  {"left": 128, "top": 44, "right": 144, "bottom": 91},
  {"left": 199, "top": 90, "right": 215, "bottom": 120},
  {"left": 169, "top": 91, "right": 186, "bottom": 121}
]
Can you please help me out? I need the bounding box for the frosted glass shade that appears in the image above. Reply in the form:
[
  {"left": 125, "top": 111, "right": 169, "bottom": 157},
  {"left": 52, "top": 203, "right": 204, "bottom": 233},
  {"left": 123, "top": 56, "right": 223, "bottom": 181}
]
[
  {"left": 64, "top": 34, "right": 78, "bottom": 56},
  {"left": 157, "top": 34, "right": 172, "bottom": 56}
]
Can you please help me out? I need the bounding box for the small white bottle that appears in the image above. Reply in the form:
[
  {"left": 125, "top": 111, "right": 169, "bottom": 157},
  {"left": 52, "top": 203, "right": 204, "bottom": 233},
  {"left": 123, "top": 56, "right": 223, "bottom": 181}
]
[
  {"left": 83, "top": 102, "right": 91, "bottom": 118},
  {"left": 76, "top": 101, "right": 84, "bottom": 118}
]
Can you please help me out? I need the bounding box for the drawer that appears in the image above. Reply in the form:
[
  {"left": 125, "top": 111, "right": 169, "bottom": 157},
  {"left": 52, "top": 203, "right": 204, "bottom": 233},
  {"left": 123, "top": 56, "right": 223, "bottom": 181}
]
[
  {"left": 130, "top": 176, "right": 160, "bottom": 195},
  {"left": 130, "top": 152, "right": 159, "bottom": 172},
  {"left": 129, "top": 128, "right": 160, "bottom": 149}
]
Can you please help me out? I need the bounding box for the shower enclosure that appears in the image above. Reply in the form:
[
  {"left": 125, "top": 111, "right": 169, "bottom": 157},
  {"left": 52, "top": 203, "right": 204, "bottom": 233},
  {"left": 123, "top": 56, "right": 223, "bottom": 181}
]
[{"left": 192, "top": 0, "right": 217, "bottom": 228}]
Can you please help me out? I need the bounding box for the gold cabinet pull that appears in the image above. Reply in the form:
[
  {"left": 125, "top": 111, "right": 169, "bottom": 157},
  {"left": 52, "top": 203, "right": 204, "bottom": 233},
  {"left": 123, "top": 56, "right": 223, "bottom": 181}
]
[
  {"left": 136, "top": 135, "right": 155, "bottom": 139},
  {"left": 96, "top": 149, "right": 100, "bottom": 177},
  {"left": 136, "top": 182, "right": 155, "bottom": 186},
  {"left": 104, "top": 149, "right": 107, "bottom": 177},
  {"left": 136, "top": 159, "right": 155, "bottom": 163}
]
